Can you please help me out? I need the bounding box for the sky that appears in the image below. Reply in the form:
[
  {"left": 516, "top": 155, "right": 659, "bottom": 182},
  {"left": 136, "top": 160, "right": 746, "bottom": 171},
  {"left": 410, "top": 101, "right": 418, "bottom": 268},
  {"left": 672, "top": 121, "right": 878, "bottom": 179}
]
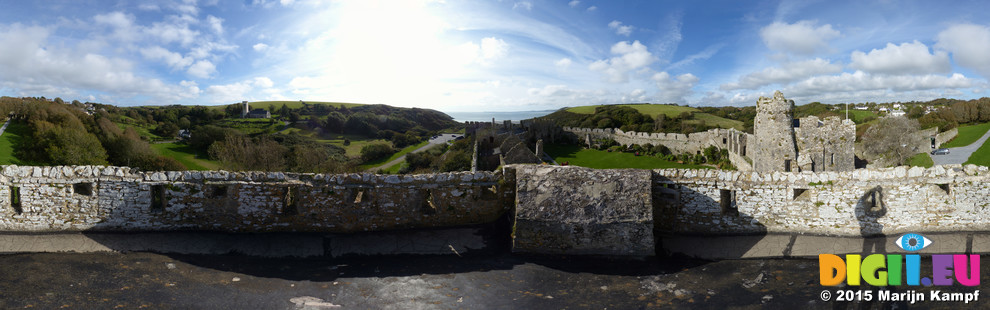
[{"left": 1, "top": 0, "right": 990, "bottom": 112}]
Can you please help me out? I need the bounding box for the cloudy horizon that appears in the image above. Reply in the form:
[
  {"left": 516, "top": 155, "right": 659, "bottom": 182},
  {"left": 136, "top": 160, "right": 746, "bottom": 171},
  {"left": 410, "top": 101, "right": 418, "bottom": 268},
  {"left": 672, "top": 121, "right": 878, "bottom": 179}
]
[{"left": 1, "top": 0, "right": 989, "bottom": 111}]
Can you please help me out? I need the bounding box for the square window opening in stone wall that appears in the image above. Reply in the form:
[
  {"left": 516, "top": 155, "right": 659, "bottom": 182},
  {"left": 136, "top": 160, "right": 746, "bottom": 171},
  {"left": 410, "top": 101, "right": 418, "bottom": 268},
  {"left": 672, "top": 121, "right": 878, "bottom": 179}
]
[
  {"left": 720, "top": 189, "right": 737, "bottom": 216},
  {"left": 784, "top": 159, "right": 792, "bottom": 172},
  {"left": 73, "top": 183, "right": 93, "bottom": 196},
  {"left": 210, "top": 185, "right": 228, "bottom": 198},
  {"left": 722, "top": 138, "right": 727, "bottom": 145},
  {"left": 937, "top": 184, "right": 951, "bottom": 195},
  {"left": 9, "top": 186, "right": 22, "bottom": 215},
  {"left": 151, "top": 185, "right": 165, "bottom": 212},
  {"left": 793, "top": 188, "right": 809, "bottom": 200}
]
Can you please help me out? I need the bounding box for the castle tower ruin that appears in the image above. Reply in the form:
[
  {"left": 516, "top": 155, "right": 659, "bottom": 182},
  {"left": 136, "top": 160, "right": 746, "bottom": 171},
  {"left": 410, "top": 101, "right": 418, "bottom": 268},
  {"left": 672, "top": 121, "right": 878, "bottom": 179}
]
[{"left": 753, "top": 91, "right": 797, "bottom": 172}]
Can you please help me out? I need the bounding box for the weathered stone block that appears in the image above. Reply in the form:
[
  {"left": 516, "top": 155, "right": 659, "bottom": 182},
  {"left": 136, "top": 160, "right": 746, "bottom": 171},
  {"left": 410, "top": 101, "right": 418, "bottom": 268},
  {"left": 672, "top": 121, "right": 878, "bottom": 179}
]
[{"left": 513, "top": 165, "right": 654, "bottom": 256}]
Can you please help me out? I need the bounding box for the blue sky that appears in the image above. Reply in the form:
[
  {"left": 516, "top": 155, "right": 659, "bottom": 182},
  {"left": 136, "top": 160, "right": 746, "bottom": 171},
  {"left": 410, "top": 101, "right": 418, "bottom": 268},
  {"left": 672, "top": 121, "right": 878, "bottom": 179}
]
[{"left": 1, "top": 0, "right": 990, "bottom": 111}]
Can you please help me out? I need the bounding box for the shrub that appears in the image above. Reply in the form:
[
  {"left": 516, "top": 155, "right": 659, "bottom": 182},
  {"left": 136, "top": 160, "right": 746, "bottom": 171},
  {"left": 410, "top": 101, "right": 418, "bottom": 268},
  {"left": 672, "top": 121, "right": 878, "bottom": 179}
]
[{"left": 360, "top": 143, "right": 395, "bottom": 162}]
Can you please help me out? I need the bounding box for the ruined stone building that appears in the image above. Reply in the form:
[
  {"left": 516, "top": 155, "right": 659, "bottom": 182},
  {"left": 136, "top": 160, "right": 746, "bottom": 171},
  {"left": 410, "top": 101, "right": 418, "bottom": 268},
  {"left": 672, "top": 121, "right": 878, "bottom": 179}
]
[{"left": 752, "top": 91, "right": 855, "bottom": 172}]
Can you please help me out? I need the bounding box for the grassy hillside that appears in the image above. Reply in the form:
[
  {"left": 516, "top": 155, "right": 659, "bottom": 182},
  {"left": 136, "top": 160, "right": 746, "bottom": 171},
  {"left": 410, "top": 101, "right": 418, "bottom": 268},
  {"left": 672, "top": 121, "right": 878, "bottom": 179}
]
[
  {"left": 688, "top": 112, "right": 744, "bottom": 131},
  {"left": 941, "top": 122, "right": 990, "bottom": 148},
  {"left": 249, "top": 101, "right": 365, "bottom": 110},
  {"left": 567, "top": 104, "right": 697, "bottom": 118},
  {"left": 0, "top": 121, "right": 31, "bottom": 165},
  {"left": 565, "top": 104, "right": 743, "bottom": 131},
  {"left": 150, "top": 143, "right": 221, "bottom": 171}
]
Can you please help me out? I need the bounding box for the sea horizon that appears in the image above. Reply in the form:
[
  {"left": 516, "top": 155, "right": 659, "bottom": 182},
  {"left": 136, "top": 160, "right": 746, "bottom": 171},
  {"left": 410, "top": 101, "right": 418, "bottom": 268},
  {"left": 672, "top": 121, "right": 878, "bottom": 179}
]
[{"left": 443, "top": 110, "right": 557, "bottom": 123}]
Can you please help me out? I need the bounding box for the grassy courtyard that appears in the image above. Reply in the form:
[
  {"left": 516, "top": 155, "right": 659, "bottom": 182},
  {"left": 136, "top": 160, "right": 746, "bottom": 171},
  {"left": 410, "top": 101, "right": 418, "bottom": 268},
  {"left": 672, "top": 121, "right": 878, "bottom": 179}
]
[
  {"left": 151, "top": 142, "right": 221, "bottom": 171},
  {"left": 907, "top": 152, "right": 934, "bottom": 168},
  {"left": 545, "top": 144, "right": 711, "bottom": 170}
]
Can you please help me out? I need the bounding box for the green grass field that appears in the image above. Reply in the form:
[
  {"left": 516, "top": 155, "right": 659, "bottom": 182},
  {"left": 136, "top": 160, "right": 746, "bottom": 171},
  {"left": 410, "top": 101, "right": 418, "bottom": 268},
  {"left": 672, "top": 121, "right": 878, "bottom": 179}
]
[
  {"left": 567, "top": 104, "right": 698, "bottom": 118},
  {"left": 941, "top": 122, "right": 990, "bottom": 148},
  {"left": 359, "top": 140, "right": 431, "bottom": 170},
  {"left": 545, "top": 144, "right": 711, "bottom": 169},
  {"left": 151, "top": 142, "right": 221, "bottom": 171},
  {"left": 566, "top": 104, "right": 743, "bottom": 130},
  {"left": 907, "top": 152, "right": 934, "bottom": 168},
  {"left": 686, "top": 112, "right": 745, "bottom": 131},
  {"left": 0, "top": 121, "right": 30, "bottom": 165},
  {"left": 214, "top": 118, "right": 285, "bottom": 135},
  {"left": 116, "top": 122, "right": 166, "bottom": 141},
  {"left": 965, "top": 135, "right": 990, "bottom": 166},
  {"left": 846, "top": 110, "right": 877, "bottom": 124}
]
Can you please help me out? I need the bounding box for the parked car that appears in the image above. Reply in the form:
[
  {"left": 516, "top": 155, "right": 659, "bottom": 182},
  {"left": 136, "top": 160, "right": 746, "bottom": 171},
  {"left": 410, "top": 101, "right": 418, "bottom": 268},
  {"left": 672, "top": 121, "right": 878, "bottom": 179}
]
[{"left": 931, "top": 148, "right": 950, "bottom": 155}]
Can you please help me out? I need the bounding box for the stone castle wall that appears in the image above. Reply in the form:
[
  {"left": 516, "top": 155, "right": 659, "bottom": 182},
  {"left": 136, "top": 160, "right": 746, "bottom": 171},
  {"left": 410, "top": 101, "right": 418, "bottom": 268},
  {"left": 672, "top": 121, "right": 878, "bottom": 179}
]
[
  {"left": 0, "top": 166, "right": 512, "bottom": 232},
  {"left": 4, "top": 163, "right": 990, "bottom": 247},
  {"left": 561, "top": 127, "right": 751, "bottom": 157},
  {"left": 752, "top": 91, "right": 797, "bottom": 172},
  {"left": 794, "top": 116, "right": 856, "bottom": 171},
  {"left": 511, "top": 164, "right": 990, "bottom": 255},
  {"left": 652, "top": 164, "right": 990, "bottom": 236}
]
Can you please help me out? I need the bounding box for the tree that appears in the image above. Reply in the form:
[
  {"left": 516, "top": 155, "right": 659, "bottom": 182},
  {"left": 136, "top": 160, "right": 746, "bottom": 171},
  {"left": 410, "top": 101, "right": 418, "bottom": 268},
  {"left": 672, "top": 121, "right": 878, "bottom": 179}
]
[
  {"left": 861, "top": 116, "right": 922, "bottom": 167},
  {"left": 360, "top": 143, "right": 395, "bottom": 162}
]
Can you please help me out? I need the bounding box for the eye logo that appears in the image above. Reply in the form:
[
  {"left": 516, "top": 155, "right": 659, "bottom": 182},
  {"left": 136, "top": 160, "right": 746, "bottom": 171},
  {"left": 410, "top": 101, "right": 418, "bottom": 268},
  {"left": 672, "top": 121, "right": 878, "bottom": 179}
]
[{"left": 896, "top": 233, "right": 932, "bottom": 251}]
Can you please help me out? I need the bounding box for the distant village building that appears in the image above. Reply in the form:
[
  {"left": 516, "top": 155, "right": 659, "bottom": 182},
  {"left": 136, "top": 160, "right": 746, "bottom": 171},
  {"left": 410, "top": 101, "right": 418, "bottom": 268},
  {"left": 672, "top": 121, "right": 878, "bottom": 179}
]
[
  {"left": 241, "top": 101, "right": 271, "bottom": 119},
  {"left": 177, "top": 129, "right": 192, "bottom": 140}
]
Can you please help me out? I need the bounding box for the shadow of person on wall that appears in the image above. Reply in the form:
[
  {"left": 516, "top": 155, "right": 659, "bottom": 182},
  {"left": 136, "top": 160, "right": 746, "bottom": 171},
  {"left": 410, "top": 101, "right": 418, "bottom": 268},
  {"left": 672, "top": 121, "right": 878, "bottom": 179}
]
[{"left": 855, "top": 186, "right": 887, "bottom": 254}]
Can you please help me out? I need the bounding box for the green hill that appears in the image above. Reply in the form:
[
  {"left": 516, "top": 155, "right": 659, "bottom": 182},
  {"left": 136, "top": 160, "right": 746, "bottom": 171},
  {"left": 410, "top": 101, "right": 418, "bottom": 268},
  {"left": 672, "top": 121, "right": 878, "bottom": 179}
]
[
  {"left": 206, "top": 100, "right": 366, "bottom": 111},
  {"left": 566, "top": 104, "right": 697, "bottom": 118},
  {"left": 564, "top": 104, "right": 744, "bottom": 131}
]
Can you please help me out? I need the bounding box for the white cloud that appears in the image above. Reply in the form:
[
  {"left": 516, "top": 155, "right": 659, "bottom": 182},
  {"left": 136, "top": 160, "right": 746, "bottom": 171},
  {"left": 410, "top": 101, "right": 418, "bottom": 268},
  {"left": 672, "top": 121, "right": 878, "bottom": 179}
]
[
  {"left": 554, "top": 57, "right": 572, "bottom": 70},
  {"left": 145, "top": 20, "right": 200, "bottom": 46},
  {"left": 281, "top": 0, "right": 295, "bottom": 5},
  {"left": 568, "top": 0, "right": 580, "bottom": 8},
  {"left": 480, "top": 37, "right": 509, "bottom": 60},
  {"left": 760, "top": 20, "right": 840, "bottom": 54},
  {"left": 206, "top": 77, "right": 282, "bottom": 103},
  {"left": 850, "top": 41, "right": 950, "bottom": 75},
  {"left": 140, "top": 46, "right": 194, "bottom": 70},
  {"left": 721, "top": 58, "right": 842, "bottom": 90},
  {"left": 206, "top": 82, "right": 252, "bottom": 101},
  {"left": 94, "top": 11, "right": 140, "bottom": 42},
  {"left": 785, "top": 71, "right": 973, "bottom": 97},
  {"left": 138, "top": 4, "right": 161, "bottom": 11},
  {"left": 589, "top": 40, "right": 656, "bottom": 83},
  {"left": 253, "top": 43, "right": 269, "bottom": 51},
  {"left": 587, "top": 6, "right": 597, "bottom": 11},
  {"left": 187, "top": 60, "right": 216, "bottom": 78},
  {"left": 206, "top": 15, "right": 224, "bottom": 35},
  {"left": 528, "top": 84, "right": 573, "bottom": 97},
  {"left": 623, "top": 88, "right": 648, "bottom": 102},
  {"left": 188, "top": 41, "right": 237, "bottom": 59},
  {"left": 253, "top": 76, "right": 274, "bottom": 88},
  {"left": 652, "top": 72, "right": 698, "bottom": 104},
  {"left": 0, "top": 23, "right": 196, "bottom": 103},
  {"left": 608, "top": 20, "right": 634, "bottom": 36},
  {"left": 936, "top": 24, "right": 990, "bottom": 78},
  {"left": 513, "top": 2, "right": 532, "bottom": 10},
  {"left": 608, "top": 20, "right": 636, "bottom": 37}
]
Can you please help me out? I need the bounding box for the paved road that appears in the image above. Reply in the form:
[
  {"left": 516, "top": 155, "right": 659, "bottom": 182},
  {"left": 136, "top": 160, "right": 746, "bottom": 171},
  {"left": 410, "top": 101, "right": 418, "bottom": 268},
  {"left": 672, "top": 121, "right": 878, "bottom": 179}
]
[
  {"left": 0, "top": 118, "right": 9, "bottom": 136},
  {"left": 932, "top": 128, "right": 990, "bottom": 166},
  {"left": 367, "top": 133, "right": 463, "bottom": 172}
]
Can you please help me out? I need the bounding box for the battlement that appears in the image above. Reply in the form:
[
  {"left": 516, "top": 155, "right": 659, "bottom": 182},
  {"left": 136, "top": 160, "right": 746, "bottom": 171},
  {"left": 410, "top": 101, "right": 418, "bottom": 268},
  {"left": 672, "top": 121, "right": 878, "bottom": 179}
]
[{"left": 3, "top": 164, "right": 990, "bottom": 256}]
